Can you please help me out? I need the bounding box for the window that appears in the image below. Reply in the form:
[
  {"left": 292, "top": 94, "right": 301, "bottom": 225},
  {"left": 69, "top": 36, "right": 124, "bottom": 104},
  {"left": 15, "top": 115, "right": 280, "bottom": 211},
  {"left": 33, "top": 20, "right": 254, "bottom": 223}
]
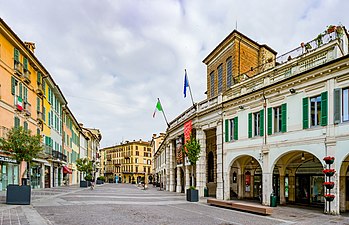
[
  {"left": 226, "top": 57, "right": 232, "bottom": 88},
  {"left": 303, "top": 92, "right": 327, "bottom": 129},
  {"left": 135, "top": 158, "right": 138, "bottom": 164},
  {"left": 274, "top": 106, "right": 282, "bottom": 132},
  {"left": 14, "top": 116, "right": 20, "bottom": 128},
  {"left": 343, "top": 88, "right": 349, "bottom": 121},
  {"left": 248, "top": 109, "right": 264, "bottom": 137},
  {"left": 218, "top": 64, "right": 223, "bottom": 94},
  {"left": 310, "top": 95, "right": 321, "bottom": 126},
  {"left": 254, "top": 112, "right": 261, "bottom": 136},
  {"left": 210, "top": 71, "right": 215, "bottom": 98},
  {"left": 225, "top": 117, "right": 238, "bottom": 142}
]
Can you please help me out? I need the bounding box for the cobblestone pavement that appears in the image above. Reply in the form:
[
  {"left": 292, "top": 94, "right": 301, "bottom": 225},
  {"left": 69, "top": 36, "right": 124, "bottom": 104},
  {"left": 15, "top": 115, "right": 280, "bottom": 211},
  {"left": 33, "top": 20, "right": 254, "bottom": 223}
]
[{"left": 0, "top": 184, "right": 349, "bottom": 224}]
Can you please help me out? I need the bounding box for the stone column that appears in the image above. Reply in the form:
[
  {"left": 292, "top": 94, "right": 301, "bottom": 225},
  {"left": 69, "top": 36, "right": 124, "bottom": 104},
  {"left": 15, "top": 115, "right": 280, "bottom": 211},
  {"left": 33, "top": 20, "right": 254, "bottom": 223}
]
[
  {"left": 216, "top": 121, "right": 223, "bottom": 200},
  {"left": 166, "top": 144, "right": 170, "bottom": 191},
  {"left": 279, "top": 175, "right": 286, "bottom": 205},
  {"left": 261, "top": 148, "right": 272, "bottom": 206},
  {"left": 237, "top": 168, "right": 244, "bottom": 199},
  {"left": 196, "top": 128, "right": 206, "bottom": 197},
  {"left": 41, "top": 164, "right": 45, "bottom": 188},
  {"left": 54, "top": 167, "right": 58, "bottom": 187},
  {"left": 176, "top": 167, "right": 181, "bottom": 193},
  {"left": 185, "top": 165, "right": 190, "bottom": 192},
  {"left": 169, "top": 140, "right": 175, "bottom": 192},
  {"left": 60, "top": 167, "right": 63, "bottom": 186}
]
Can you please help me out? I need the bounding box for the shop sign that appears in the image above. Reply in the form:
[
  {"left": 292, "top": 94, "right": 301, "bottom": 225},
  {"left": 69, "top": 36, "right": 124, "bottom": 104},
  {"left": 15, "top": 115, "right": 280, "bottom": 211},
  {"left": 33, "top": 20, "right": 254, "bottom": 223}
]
[{"left": 0, "top": 156, "right": 17, "bottom": 163}]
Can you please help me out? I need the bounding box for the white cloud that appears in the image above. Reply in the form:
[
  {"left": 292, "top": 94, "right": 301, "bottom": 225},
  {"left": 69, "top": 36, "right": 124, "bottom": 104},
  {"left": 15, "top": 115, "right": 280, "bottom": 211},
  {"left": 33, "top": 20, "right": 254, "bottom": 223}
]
[{"left": 1, "top": 0, "right": 348, "bottom": 147}]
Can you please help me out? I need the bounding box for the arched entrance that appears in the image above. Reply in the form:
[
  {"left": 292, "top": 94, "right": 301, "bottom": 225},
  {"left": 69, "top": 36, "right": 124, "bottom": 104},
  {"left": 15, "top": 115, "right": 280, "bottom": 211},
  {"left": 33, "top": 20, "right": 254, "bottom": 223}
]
[
  {"left": 229, "top": 155, "right": 262, "bottom": 201},
  {"left": 273, "top": 151, "right": 324, "bottom": 206},
  {"left": 339, "top": 154, "right": 349, "bottom": 212}
]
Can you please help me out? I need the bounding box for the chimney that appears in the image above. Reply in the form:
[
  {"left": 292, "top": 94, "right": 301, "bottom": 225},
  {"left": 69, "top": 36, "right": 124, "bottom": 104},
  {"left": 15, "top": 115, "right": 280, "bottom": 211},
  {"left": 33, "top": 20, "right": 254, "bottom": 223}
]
[{"left": 24, "top": 42, "right": 35, "bottom": 53}]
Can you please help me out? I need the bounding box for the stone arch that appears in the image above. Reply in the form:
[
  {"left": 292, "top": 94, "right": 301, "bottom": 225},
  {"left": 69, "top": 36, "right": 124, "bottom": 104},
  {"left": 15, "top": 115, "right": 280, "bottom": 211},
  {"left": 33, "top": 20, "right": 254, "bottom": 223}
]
[
  {"left": 271, "top": 149, "right": 324, "bottom": 206},
  {"left": 339, "top": 153, "right": 349, "bottom": 212},
  {"left": 228, "top": 154, "right": 262, "bottom": 201}
]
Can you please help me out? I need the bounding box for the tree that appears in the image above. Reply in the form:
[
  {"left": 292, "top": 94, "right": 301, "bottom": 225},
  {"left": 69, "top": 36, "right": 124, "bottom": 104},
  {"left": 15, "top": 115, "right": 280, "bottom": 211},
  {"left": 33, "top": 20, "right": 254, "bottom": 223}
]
[
  {"left": 0, "top": 127, "right": 43, "bottom": 185},
  {"left": 76, "top": 158, "right": 93, "bottom": 180},
  {"left": 183, "top": 134, "right": 201, "bottom": 188}
]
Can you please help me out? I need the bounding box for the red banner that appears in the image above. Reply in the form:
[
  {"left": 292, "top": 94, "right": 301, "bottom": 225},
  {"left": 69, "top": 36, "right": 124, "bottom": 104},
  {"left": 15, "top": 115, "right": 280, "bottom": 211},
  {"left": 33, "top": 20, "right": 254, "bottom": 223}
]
[{"left": 184, "top": 120, "right": 192, "bottom": 144}]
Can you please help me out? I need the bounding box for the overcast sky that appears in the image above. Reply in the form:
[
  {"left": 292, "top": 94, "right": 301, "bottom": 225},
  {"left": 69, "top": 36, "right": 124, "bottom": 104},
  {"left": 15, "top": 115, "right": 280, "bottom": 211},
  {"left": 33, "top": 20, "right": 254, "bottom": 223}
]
[{"left": 1, "top": 0, "right": 348, "bottom": 147}]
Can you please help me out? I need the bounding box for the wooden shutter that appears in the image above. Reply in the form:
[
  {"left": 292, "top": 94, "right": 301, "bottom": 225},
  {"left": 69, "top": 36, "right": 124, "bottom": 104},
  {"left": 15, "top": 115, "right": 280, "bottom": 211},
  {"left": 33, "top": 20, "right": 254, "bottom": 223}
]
[
  {"left": 267, "top": 107, "right": 272, "bottom": 135},
  {"left": 37, "top": 97, "right": 40, "bottom": 112},
  {"left": 14, "top": 117, "right": 20, "bottom": 128},
  {"left": 37, "top": 72, "right": 41, "bottom": 84},
  {"left": 281, "top": 103, "right": 287, "bottom": 132},
  {"left": 11, "top": 77, "right": 16, "bottom": 95},
  {"left": 23, "top": 57, "right": 28, "bottom": 70},
  {"left": 43, "top": 107, "right": 46, "bottom": 121},
  {"left": 321, "top": 91, "right": 328, "bottom": 126},
  {"left": 19, "top": 83, "right": 22, "bottom": 98},
  {"left": 14, "top": 48, "right": 19, "bottom": 62},
  {"left": 248, "top": 113, "right": 252, "bottom": 138},
  {"left": 260, "top": 109, "right": 264, "bottom": 136},
  {"left": 333, "top": 88, "right": 341, "bottom": 124},
  {"left": 303, "top": 97, "right": 309, "bottom": 129},
  {"left": 24, "top": 121, "right": 28, "bottom": 130},
  {"left": 234, "top": 117, "right": 238, "bottom": 140},
  {"left": 24, "top": 87, "right": 28, "bottom": 102}
]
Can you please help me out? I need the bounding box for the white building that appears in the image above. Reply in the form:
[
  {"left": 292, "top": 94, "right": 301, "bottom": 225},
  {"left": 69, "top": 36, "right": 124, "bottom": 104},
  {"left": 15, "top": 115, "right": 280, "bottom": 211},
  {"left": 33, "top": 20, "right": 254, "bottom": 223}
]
[{"left": 154, "top": 25, "right": 349, "bottom": 214}]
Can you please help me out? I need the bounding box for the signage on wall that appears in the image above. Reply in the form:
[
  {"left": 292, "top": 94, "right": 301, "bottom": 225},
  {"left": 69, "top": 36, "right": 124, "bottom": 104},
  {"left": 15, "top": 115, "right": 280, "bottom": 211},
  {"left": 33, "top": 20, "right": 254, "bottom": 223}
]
[{"left": 0, "top": 156, "right": 17, "bottom": 163}]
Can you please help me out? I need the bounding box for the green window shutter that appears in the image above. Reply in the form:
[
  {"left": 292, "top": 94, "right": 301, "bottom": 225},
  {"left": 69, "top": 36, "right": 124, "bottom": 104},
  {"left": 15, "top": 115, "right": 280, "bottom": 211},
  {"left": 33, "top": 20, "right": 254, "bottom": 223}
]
[
  {"left": 11, "top": 77, "right": 16, "bottom": 95},
  {"left": 225, "top": 119, "right": 229, "bottom": 142},
  {"left": 281, "top": 103, "right": 287, "bottom": 132},
  {"left": 267, "top": 107, "right": 272, "bottom": 135},
  {"left": 48, "top": 111, "right": 51, "bottom": 126},
  {"left": 24, "top": 87, "right": 28, "bottom": 102},
  {"left": 234, "top": 117, "right": 238, "bottom": 140},
  {"left": 334, "top": 88, "right": 341, "bottom": 124},
  {"left": 37, "top": 97, "right": 40, "bottom": 112},
  {"left": 260, "top": 109, "right": 264, "bottom": 136},
  {"left": 19, "top": 83, "right": 22, "bottom": 98},
  {"left": 23, "top": 57, "right": 28, "bottom": 70},
  {"left": 14, "top": 117, "right": 20, "bottom": 128},
  {"left": 321, "top": 91, "right": 328, "bottom": 126},
  {"left": 14, "top": 48, "right": 19, "bottom": 62},
  {"left": 43, "top": 107, "right": 46, "bottom": 121},
  {"left": 248, "top": 113, "right": 252, "bottom": 138},
  {"left": 303, "top": 97, "right": 309, "bottom": 129},
  {"left": 24, "top": 121, "right": 28, "bottom": 130},
  {"left": 37, "top": 128, "right": 40, "bottom": 135},
  {"left": 42, "top": 80, "right": 46, "bottom": 95},
  {"left": 37, "top": 72, "right": 41, "bottom": 84}
]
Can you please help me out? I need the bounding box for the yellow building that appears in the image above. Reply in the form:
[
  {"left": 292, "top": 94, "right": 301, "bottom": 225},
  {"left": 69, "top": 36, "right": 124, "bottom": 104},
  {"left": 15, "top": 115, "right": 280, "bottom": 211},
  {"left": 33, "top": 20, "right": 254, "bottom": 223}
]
[{"left": 102, "top": 140, "right": 152, "bottom": 184}]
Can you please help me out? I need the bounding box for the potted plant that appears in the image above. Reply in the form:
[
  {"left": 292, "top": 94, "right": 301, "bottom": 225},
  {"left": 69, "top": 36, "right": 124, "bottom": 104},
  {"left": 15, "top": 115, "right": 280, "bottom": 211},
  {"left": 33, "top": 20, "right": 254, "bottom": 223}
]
[
  {"left": 327, "top": 25, "right": 336, "bottom": 34},
  {"left": 316, "top": 33, "right": 323, "bottom": 47},
  {"left": 96, "top": 176, "right": 105, "bottom": 185},
  {"left": 0, "top": 127, "right": 43, "bottom": 205},
  {"left": 335, "top": 26, "right": 344, "bottom": 38},
  {"left": 323, "top": 168, "right": 336, "bottom": 176},
  {"left": 323, "top": 181, "right": 335, "bottom": 189},
  {"left": 323, "top": 156, "right": 335, "bottom": 164},
  {"left": 76, "top": 158, "right": 93, "bottom": 187},
  {"left": 183, "top": 134, "right": 201, "bottom": 202},
  {"left": 324, "top": 194, "right": 335, "bottom": 201}
]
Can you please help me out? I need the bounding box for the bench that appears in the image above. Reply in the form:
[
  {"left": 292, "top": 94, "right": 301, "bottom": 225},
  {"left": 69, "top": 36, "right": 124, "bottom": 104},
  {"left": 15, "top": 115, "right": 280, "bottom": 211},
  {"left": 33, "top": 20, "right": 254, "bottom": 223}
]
[{"left": 207, "top": 199, "right": 273, "bottom": 215}]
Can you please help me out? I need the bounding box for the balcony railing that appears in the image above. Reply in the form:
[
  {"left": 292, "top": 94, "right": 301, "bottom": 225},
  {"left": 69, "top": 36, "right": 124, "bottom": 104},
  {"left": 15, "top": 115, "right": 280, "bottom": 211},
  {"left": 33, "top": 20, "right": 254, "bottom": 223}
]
[
  {"left": 14, "top": 61, "right": 23, "bottom": 76},
  {"left": 23, "top": 69, "right": 31, "bottom": 84},
  {"left": 24, "top": 102, "right": 31, "bottom": 116},
  {"left": 37, "top": 111, "right": 44, "bottom": 123},
  {"left": 36, "top": 85, "right": 44, "bottom": 96},
  {"left": 44, "top": 145, "right": 53, "bottom": 155},
  {"left": 52, "top": 150, "right": 67, "bottom": 162}
]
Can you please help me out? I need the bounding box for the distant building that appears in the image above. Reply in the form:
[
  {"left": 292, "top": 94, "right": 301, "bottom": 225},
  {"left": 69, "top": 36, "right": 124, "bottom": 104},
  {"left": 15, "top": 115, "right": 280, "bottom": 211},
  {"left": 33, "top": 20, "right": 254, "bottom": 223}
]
[{"left": 102, "top": 140, "right": 152, "bottom": 184}]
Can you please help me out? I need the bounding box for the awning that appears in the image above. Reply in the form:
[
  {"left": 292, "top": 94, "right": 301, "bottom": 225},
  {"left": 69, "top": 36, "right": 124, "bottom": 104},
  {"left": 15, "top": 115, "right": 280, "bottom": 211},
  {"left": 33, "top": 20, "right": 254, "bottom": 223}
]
[{"left": 63, "top": 166, "right": 72, "bottom": 174}]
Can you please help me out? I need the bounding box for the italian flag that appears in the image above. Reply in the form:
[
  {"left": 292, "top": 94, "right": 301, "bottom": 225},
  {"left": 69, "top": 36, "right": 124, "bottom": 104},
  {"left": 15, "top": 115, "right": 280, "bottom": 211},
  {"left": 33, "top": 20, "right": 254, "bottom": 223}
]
[
  {"left": 152, "top": 100, "right": 163, "bottom": 118},
  {"left": 16, "top": 96, "right": 23, "bottom": 111}
]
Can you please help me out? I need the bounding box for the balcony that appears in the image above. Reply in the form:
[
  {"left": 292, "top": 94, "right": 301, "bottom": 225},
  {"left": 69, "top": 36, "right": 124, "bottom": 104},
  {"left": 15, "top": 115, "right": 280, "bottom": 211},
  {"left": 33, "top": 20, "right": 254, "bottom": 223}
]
[
  {"left": 36, "top": 85, "right": 44, "bottom": 97},
  {"left": 37, "top": 111, "right": 44, "bottom": 124},
  {"left": 24, "top": 102, "right": 31, "bottom": 116},
  {"left": 23, "top": 69, "right": 31, "bottom": 84},
  {"left": 44, "top": 145, "right": 52, "bottom": 155},
  {"left": 14, "top": 61, "right": 23, "bottom": 77},
  {"left": 52, "top": 150, "right": 67, "bottom": 162}
]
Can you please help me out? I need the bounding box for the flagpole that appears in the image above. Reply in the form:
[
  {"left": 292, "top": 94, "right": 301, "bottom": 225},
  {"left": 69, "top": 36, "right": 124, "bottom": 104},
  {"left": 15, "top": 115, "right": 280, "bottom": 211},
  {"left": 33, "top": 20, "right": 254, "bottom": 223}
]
[
  {"left": 158, "top": 98, "right": 170, "bottom": 128},
  {"left": 185, "top": 69, "right": 195, "bottom": 107}
]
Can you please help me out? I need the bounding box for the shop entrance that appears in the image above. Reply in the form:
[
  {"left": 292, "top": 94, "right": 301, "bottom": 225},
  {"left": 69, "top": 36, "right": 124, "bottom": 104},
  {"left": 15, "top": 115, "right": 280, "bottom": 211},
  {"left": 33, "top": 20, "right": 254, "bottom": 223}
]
[{"left": 273, "top": 151, "right": 324, "bottom": 207}]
